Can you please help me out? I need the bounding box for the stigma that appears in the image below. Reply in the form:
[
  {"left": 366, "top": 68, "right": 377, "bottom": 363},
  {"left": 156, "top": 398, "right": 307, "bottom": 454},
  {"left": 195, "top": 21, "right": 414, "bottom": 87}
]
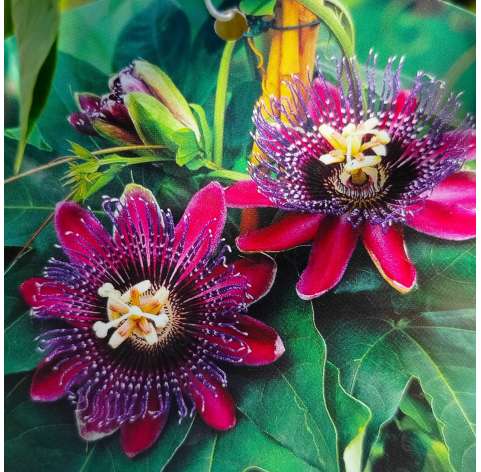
[
  {"left": 93, "top": 281, "right": 171, "bottom": 348},
  {"left": 318, "top": 118, "right": 390, "bottom": 188}
]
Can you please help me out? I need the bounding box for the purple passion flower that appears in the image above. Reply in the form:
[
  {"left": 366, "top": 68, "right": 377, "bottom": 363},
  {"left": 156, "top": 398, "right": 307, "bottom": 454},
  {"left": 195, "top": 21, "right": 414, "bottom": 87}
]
[
  {"left": 21, "top": 182, "right": 283, "bottom": 457},
  {"left": 226, "top": 53, "right": 475, "bottom": 299}
]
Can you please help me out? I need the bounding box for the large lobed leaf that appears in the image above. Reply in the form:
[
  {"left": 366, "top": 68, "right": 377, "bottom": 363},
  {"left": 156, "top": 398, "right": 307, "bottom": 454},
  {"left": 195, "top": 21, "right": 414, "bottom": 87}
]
[
  {"left": 316, "top": 252, "right": 475, "bottom": 472},
  {"left": 170, "top": 264, "right": 372, "bottom": 472}
]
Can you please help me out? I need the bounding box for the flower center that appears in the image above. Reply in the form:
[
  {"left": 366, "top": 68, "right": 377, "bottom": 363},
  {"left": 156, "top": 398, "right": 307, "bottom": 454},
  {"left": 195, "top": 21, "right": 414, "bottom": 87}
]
[
  {"left": 93, "top": 281, "right": 172, "bottom": 349},
  {"left": 318, "top": 117, "right": 390, "bottom": 188}
]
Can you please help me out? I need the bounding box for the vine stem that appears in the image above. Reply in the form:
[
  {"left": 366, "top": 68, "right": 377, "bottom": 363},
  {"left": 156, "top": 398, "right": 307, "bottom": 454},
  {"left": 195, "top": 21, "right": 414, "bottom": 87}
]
[
  {"left": 298, "top": 0, "right": 364, "bottom": 109},
  {"left": 4, "top": 144, "right": 167, "bottom": 184},
  {"left": 298, "top": 0, "right": 355, "bottom": 58},
  {"left": 445, "top": 45, "right": 475, "bottom": 92},
  {"left": 213, "top": 40, "right": 236, "bottom": 167}
]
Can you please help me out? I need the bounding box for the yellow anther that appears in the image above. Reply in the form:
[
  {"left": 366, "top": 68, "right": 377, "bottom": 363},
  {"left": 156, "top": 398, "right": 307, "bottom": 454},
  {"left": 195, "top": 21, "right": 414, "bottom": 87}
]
[
  {"left": 95, "top": 281, "right": 171, "bottom": 348},
  {"left": 318, "top": 118, "right": 390, "bottom": 187}
]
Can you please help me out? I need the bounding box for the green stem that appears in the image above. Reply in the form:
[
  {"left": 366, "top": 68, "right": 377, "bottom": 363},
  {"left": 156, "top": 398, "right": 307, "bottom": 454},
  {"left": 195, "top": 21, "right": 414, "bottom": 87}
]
[
  {"left": 299, "top": 0, "right": 364, "bottom": 107},
  {"left": 4, "top": 144, "right": 167, "bottom": 184},
  {"left": 213, "top": 40, "right": 236, "bottom": 167},
  {"left": 91, "top": 144, "right": 166, "bottom": 156},
  {"left": 299, "top": 0, "right": 355, "bottom": 58},
  {"left": 445, "top": 45, "right": 475, "bottom": 92},
  {"left": 206, "top": 169, "right": 249, "bottom": 181},
  {"left": 97, "top": 155, "right": 170, "bottom": 166}
]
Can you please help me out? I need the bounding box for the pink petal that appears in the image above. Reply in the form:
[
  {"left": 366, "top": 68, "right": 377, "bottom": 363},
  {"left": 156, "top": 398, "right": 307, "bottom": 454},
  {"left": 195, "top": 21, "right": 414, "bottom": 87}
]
[
  {"left": 308, "top": 79, "right": 349, "bottom": 128},
  {"left": 417, "top": 129, "right": 476, "bottom": 162},
  {"left": 441, "top": 129, "right": 476, "bottom": 161},
  {"left": 225, "top": 180, "right": 275, "bottom": 208},
  {"left": 296, "top": 216, "right": 358, "bottom": 300},
  {"left": 464, "top": 129, "right": 476, "bottom": 160},
  {"left": 115, "top": 184, "right": 162, "bottom": 239},
  {"left": 406, "top": 171, "right": 476, "bottom": 240},
  {"left": 76, "top": 412, "right": 119, "bottom": 441},
  {"left": 114, "top": 184, "right": 163, "bottom": 272},
  {"left": 189, "top": 376, "right": 236, "bottom": 431},
  {"left": 120, "top": 405, "right": 169, "bottom": 458},
  {"left": 31, "top": 358, "right": 85, "bottom": 402},
  {"left": 174, "top": 182, "right": 226, "bottom": 275},
  {"left": 362, "top": 224, "right": 416, "bottom": 294},
  {"left": 55, "top": 202, "right": 113, "bottom": 265},
  {"left": 384, "top": 89, "right": 417, "bottom": 130},
  {"left": 211, "top": 315, "right": 285, "bottom": 366},
  {"left": 237, "top": 213, "right": 324, "bottom": 252},
  {"left": 232, "top": 255, "right": 277, "bottom": 304},
  {"left": 20, "top": 277, "right": 52, "bottom": 307},
  {"left": 19, "top": 277, "right": 100, "bottom": 326}
]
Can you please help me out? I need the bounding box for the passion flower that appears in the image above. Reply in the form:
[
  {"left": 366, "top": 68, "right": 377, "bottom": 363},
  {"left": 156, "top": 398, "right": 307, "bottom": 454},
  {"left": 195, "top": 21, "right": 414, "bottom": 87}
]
[
  {"left": 226, "top": 53, "right": 476, "bottom": 299},
  {"left": 21, "top": 182, "right": 283, "bottom": 457}
]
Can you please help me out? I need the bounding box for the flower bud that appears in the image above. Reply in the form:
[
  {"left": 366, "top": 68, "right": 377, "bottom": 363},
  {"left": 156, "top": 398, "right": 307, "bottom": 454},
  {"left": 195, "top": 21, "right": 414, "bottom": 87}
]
[
  {"left": 68, "top": 61, "right": 200, "bottom": 145},
  {"left": 132, "top": 60, "right": 200, "bottom": 141}
]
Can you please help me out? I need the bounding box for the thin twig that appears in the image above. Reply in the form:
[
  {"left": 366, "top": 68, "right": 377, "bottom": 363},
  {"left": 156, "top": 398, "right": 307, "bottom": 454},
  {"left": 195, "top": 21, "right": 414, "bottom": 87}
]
[
  {"left": 4, "top": 144, "right": 167, "bottom": 184},
  {"left": 6, "top": 190, "right": 75, "bottom": 272},
  {"left": 4, "top": 157, "right": 74, "bottom": 183}
]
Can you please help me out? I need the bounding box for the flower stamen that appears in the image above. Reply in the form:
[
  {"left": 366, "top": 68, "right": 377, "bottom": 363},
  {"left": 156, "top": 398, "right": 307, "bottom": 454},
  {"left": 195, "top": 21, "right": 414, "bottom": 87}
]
[
  {"left": 318, "top": 118, "right": 390, "bottom": 188},
  {"left": 94, "top": 281, "right": 172, "bottom": 348}
]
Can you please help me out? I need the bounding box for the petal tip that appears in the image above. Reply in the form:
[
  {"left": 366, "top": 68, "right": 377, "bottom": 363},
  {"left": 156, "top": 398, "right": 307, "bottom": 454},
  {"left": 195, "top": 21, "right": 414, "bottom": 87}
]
[
  {"left": 19, "top": 277, "right": 43, "bottom": 307},
  {"left": 295, "top": 285, "right": 329, "bottom": 301},
  {"left": 390, "top": 275, "right": 417, "bottom": 294},
  {"left": 274, "top": 335, "right": 285, "bottom": 360},
  {"left": 235, "top": 235, "right": 256, "bottom": 254},
  {"left": 214, "top": 412, "right": 237, "bottom": 431}
]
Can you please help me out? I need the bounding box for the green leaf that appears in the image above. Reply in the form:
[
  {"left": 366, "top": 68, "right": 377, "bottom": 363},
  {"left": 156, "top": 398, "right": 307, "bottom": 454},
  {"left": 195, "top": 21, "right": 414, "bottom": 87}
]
[
  {"left": 320, "top": 307, "right": 475, "bottom": 472},
  {"left": 399, "top": 384, "right": 442, "bottom": 438},
  {"left": 325, "top": 362, "right": 371, "bottom": 472},
  {"left": 5, "top": 311, "right": 43, "bottom": 375},
  {"left": 58, "top": 0, "right": 146, "bottom": 75},
  {"left": 125, "top": 92, "right": 183, "bottom": 150},
  {"left": 313, "top": 229, "right": 475, "bottom": 471},
  {"left": 5, "top": 0, "right": 13, "bottom": 38},
  {"left": 36, "top": 52, "right": 109, "bottom": 154},
  {"left": 5, "top": 376, "right": 195, "bottom": 472},
  {"left": 172, "top": 128, "right": 204, "bottom": 170},
  {"left": 166, "top": 416, "right": 321, "bottom": 472},
  {"left": 112, "top": 0, "right": 191, "bottom": 89},
  {"left": 190, "top": 103, "right": 213, "bottom": 160},
  {"left": 239, "top": 0, "right": 276, "bottom": 16},
  {"left": 182, "top": 16, "right": 224, "bottom": 107},
  {"left": 372, "top": 420, "right": 451, "bottom": 472},
  {"left": 10, "top": 0, "right": 60, "bottom": 173},
  {"left": 69, "top": 141, "right": 96, "bottom": 161},
  {"left": 4, "top": 138, "right": 65, "bottom": 249},
  {"left": 5, "top": 125, "right": 52, "bottom": 152},
  {"left": 229, "top": 264, "right": 340, "bottom": 471},
  {"left": 133, "top": 61, "right": 200, "bottom": 140},
  {"left": 82, "top": 165, "right": 122, "bottom": 200},
  {"left": 223, "top": 80, "right": 261, "bottom": 171},
  {"left": 349, "top": 0, "right": 475, "bottom": 113}
]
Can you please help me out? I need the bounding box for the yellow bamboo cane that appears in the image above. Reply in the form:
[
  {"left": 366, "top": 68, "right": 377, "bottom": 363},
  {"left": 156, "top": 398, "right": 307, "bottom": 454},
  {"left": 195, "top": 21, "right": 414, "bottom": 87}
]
[{"left": 240, "top": 0, "right": 320, "bottom": 234}]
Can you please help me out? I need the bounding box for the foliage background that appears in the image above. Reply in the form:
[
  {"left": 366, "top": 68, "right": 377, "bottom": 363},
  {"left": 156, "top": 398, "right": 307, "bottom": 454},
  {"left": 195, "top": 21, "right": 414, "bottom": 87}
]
[{"left": 4, "top": 1, "right": 475, "bottom": 471}]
